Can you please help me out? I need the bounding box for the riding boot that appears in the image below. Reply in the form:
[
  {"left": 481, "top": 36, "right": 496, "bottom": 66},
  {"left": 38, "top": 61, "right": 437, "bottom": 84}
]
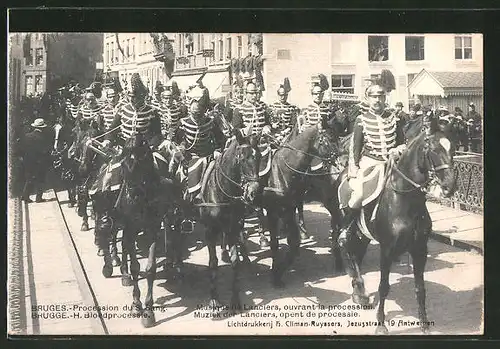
[
  {"left": 337, "top": 207, "right": 360, "bottom": 246},
  {"left": 181, "top": 192, "right": 196, "bottom": 233}
]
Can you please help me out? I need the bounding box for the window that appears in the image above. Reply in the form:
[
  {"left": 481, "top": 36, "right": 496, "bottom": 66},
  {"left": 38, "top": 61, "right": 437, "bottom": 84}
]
[
  {"left": 111, "top": 42, "right": 115, "bottom": 63},
  {"left": 25, "top": 75, "right": 33, "bottom": 95},
  {"left": 368, "top": 36, "right": 389, "bottom": 62},
  {"left": 277, "top": 49, "right": 291, "bottom": 60},
  {"left": 35, "top": 75, "right": 43, "bottom": 94},
  {"left": 218, "top": 39, "right": 224, "bottom": 61},
  {"left": 26, "top": 48, "right": 33, "bottom": 66},
  {"left": 226, "top": 37, "right": 232, "bottom": 59},
  {"left": 186, "top": 34, "right": 194, "bottom": 54},
  {"left": 35, "top": 48, "right": 43, "bottom": 65},
  {"left": 455, "top": 35, "right": 472, "bottom": 59},
  {"left": 211, "top": 41, "right": 216, "bottom": 62},
  {"left": 126, "top": 39, "right": 130, "bottom": 61},
  {"left": 405, "top": 36, "right": 425, "bottom": 61},
  {"left": 106, "top": 43, "right": 109, "bottom": 65},
  {"left": 132, "top": 38, "right": 135, "bottom": 60},
  {"left": 237, "top": 36, "right": 242, "bottom": 58},
  {"left": 331, "top": 75, "right": 354, "bottom": 94}
]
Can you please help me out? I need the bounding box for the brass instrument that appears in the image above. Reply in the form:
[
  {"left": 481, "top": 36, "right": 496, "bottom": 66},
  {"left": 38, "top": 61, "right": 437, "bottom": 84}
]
[{"left": 296, "top": 111, "right": 307, "bottom": 133}]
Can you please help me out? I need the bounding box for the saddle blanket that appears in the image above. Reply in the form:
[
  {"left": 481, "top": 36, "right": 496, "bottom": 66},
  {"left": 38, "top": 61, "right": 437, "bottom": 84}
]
[
  {"left": 338, "top": 163, "right": 386, "bottom": 209},
  {"left": 88, "top": 159, "right": 123, "bottom": 196},
  {"left": 259, "top": 144, "right": 272, "bottom": 177},
  {"left": 180, "top": 156, "right": 209, "bottom": 194}
]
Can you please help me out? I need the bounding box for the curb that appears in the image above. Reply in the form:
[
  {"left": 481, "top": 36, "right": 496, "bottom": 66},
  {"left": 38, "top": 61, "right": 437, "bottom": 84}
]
[{"left": 430, "top": 231, "right": 483, "bottom": 255}]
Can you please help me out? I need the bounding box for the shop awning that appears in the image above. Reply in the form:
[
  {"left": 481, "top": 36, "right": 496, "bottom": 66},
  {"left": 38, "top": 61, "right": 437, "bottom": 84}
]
[
  {"left": 408, "top": 69, "right": 483, "bottom": 97},
  {"left": 203, "top": 70, "right": 230, "bottom": 99},
  {"left": 169, "top": 73, "right": 204, "bottom": 92}
]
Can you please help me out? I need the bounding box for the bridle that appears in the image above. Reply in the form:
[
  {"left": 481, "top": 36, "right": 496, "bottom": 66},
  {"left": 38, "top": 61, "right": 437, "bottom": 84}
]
[{"left": 389, "top": 134, "right": 451, "bottom": 194}]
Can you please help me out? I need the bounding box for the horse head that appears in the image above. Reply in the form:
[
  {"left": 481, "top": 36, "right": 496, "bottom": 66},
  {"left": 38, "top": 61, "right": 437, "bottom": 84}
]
[
  {"left": 398, "top": 118, "right": 456, "bottom": 198},
  {"left": 228, "top": 128, "right": 261, "bottom": 204},
  {"left": 314, "top": 114, "right": 341, "bottom": 163},
  {"left": 77, "top": 121, "right": 100, "bottom": 176}
]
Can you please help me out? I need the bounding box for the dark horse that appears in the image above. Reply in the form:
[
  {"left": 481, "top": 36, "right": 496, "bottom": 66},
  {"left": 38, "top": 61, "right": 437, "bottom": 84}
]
[
  {"left": 192, "top": 130, "right": 261, "bottom": 310},
  {"left": 336, "top": 119, "right": 456, "bottom": 334},
  {"left": 261, "top": 118, "right": 340, "bottom": 288},
  {"left": 93, "top": 132, "right": 185, "bottom": 327}
]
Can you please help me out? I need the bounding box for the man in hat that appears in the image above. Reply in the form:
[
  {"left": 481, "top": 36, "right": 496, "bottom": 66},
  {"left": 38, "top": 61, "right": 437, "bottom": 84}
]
[
  {"left": 453, "top": 107, "right": 469, "bottom": 151},
  {"left": 269, "top": 78, "right": 299, "bottom": 145},
  {"left": 102, "top": 73, "right": 163, "bottom": 149},
  {"left": 76, "top": 91, "right": 104, "bottom": 130},
  {"left": 21, "top": 118, "right": 52, "bottom": 203},
  {"left": 339, "top": 73, "right": 406, "bottom": 246},
  {"left": 177, "top": 85, "right": 226, "bottom": 221},
  {"left": 467, "top": 102, "right": 482, "bottom": 153},
  {"left": 394, "top": 101, "right": 408, "bottom": 125},
  {"left": 159, "top": 86, "right": 188, "bottom": 143},
  {"left": 300, "top": 74, "right": 335, "bottom": 131}
]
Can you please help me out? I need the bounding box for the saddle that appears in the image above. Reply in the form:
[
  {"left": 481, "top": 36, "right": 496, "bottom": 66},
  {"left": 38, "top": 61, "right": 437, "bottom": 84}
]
[{"left": 338, "top": 163, "right": 387, "bottom": 240}]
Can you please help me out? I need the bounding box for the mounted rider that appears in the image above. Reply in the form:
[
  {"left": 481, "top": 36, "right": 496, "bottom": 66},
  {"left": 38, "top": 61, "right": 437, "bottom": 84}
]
[
  {"left": 177, "top": 85, "right": 226, "bottom": 207},
  {"left": 65, "top": 83, "right": 83, "bottom": 124},
  {"left": 159, "top": 81, "right": 187, "bottom": 144},
  {"left": 225, "top": 75, "right": 245, "bottom": 123},
  {"left": 338, "top": 69, "right": 406, "bottom": 244},
  {"left": 102, "top": 73, "right": 163, "bottom": 150},
  {"left": 151, "top": 80, "right": 164, "bottom": 111},
  {"left": 98, "top": 78, "right": 125, "bottom": 133},
  {"left": 231, "top": 81, "right": 272, "bottom": 178},
  {"left": 75, "top": 88, "right": 104, "bottom": 132},
  {"left": 269, "top": 77, "right": 299, "bottom": 146}
]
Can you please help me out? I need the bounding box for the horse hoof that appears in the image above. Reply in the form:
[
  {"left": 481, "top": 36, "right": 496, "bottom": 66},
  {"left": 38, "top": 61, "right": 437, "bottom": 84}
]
[
  {"left": 421, "top": 324, "right": 431, "bottom": 334},
  {"left": 209, "top": 299, "right": 223, "bottom": 311},
  {"left": 375, "top": 325, "right": 389, "bottom": 335},
  {"left": 68, "top": 202, "right": 75, "bottom": 208},
  {"left": 112, "top": 256, "right": 122, "bottom": 267},
  {"left": 81, "top": 222, "right": 89, "bottom": 231},
  {"left": 352, "top": 293, "right": 370, "bottom": 306},
  {"left": 130, "top": 304, "right": 143, "bottom": 316},
  {"left": 122, "top": 275, "right": 133, "bottom": 287},
  {"left": 97, "top": 248, "right": 105, "bottom": 257},
  {"left": 141, "top": 310, "right": 156, "bottom": 328},
  {"left": 259, "top": 237, "right": 270, "bottom": 248},
  {"left": 102, "top": 264, "right": 113, "bottom": 278},
  {"left": 300, "top": 231, "right": 309, "bottom": 241}
]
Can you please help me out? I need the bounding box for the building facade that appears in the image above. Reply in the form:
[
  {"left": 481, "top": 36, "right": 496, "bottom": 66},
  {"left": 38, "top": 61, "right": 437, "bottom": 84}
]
[
  {"left": 262, "top": 33, "right": 483, "bottom": 110},
  {"left": 8, "top": 33, "right": 103, "bottom": 99}
]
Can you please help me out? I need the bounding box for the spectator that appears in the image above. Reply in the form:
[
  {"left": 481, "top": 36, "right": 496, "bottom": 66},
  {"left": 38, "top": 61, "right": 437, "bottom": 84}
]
[
  {"left": 20, "top": 118, "right": 52, "bottom": 203},
  {"left": 467, "top": 102, "right": 482, "bottom": 153}
]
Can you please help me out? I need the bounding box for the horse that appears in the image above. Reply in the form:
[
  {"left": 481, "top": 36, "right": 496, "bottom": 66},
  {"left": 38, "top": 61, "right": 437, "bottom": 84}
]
[
  {"left": 192, "top": 130, "right": 261, "bottom": 311},
  {"left": 261, "top": 117, "right": 340, "bottom": 288},
  {"left": 335, "top": 119, "right": 456, "bottom": 334},
  {"left": 93, "top": 132, "right": 185, "bottom": 327}
]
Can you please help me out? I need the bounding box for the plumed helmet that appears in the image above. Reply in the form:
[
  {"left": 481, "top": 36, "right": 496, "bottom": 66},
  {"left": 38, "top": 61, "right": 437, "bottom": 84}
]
[
  {"left": 311, "top": 74, "right": 329, "bottom": 93},
  {"left": 129, "top": 73, "right": 148, "bottom": 97},
  {"left": 104, "top": 77, "right": 123, "bottom": 97},
  {"left": 277, "top": 77, "right": 291, "bottom": 95},
  {"left": 245, "top": 81, "right": 259, "bottom": 94},
  {"left": 365, "top": 69, "right": 395, "bottom": 97},
  {"left": 155, "top": 80, "right": 164, "bottom": 94}
]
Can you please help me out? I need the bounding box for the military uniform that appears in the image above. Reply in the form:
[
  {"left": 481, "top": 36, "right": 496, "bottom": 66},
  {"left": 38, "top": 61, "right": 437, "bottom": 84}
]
[
  {"left": 160, "top": 98, "right": 187, "bottom": 143},
  {"left": 232, "top": 88, "right": 272, "bottom": 178}
]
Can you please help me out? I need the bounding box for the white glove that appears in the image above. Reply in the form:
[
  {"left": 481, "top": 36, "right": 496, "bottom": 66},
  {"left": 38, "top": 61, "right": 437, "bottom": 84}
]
[
  {"left": 101, "top": 140, "right": 111, "bottom": 148},
  {"left": 348, "top": 166, "right": 359, "bottom": 179},
  {"left": 159, "top": 140, "right": 170, "bottom": 150},
  {"left": 262, "top": 125, "right": 272, "bottom": 135}
]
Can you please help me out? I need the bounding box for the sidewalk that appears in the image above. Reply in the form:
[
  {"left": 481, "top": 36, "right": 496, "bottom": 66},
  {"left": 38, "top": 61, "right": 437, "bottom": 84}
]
[
  {"left": 20, "top": 190, "right": 103, "bottom": 335},
  {"left": 426, "top": 202, "right": 483, "bottom": 255}
]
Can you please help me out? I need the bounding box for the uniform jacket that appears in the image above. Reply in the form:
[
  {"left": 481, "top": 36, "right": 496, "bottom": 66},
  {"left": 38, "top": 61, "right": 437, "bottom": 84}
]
[
  {"left": 106, "top": 101, "right": 163, "bottom": 148},
  {"left": 349, "top": 109, "right": 405, "bottom": 175},
  {"left": 231, "top": 100, "right": 271, "bottom": 135},
  {"left": 301, "top": 102, "right": 335, "bottom": 129},
  {"left": 178, "top": 113, "right": 226, "bottom": 158},
  {"left": 269, "top": 100, "right": 299, "bottom": 131},
  {"left": 159, "top": 100, "right": 187, "bottom": 142}
]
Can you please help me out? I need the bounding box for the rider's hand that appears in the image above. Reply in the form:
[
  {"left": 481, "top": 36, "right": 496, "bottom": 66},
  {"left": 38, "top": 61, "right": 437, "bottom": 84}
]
[
  {"left": 348, "top": 166, "right": 359, "bottom": 179},
  {"left": 262, "top": 125, "right": 272, "bottom": 135},
  {"left": 101, "top": 140, "right": 111, "bottom": 148}
]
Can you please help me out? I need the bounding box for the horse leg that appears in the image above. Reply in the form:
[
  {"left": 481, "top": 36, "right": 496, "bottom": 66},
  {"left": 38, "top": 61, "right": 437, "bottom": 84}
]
[
  {"left": 297, "top": 202, "right": 309, "bottom": 240},
  {"left": 128, "top": 229, "right": 143, "bottom": 316},
  {"left": 67, "top": 187, "right": 76, "bottom": 207},
  {"left": 280, "top": 208, "right": 301, "bottom": 279},
  {"left": 169, "top": 216, "right": 184, "bottom": 280},
  {"left": 111, "top": 225, "right": 121, "bottom": 267},
  {"left": 410, "top": 232, "right": 431, "bottom": 334},
  {"left": 228, "top": 219, "right": 243, "bottom": 312},
  {"left": 267, "top": 208, "right": 283, "bottom": 288},
  {"left": 77, "top": 185, "right": 90, "bottom": 231},
  {"left": 142, "top": 225, "right": 158, "bottom": 328},
  {"left": 257, "top": 208, "right": 270, "bottom": 248},
  {"left": 375, "top": 246, "right": 393, "bottom": 335},
  {"left": 120, "top": 229, "right": 133, "bottom": 287},
  {"left": 338, "top": 227, "right": 369, "bottom": 305},
  {"left": 326, "top": 202, "right": 343, "bottom": 273},
  {"left": 206, "top": 226, "right": 222, "bottom": 309},
  {"left": 95, "top": 211, "right": 113, "bottom": 278},
  {"left": 221, "top": 231, "right": 231, "bottom": 263}
]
